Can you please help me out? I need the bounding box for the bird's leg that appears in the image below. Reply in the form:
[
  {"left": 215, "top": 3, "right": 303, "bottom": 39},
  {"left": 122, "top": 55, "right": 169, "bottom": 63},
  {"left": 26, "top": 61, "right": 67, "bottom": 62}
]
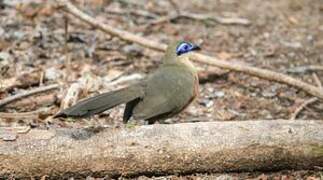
[{"left": 125, "top": 119, "right": 147, "bottom": 128}]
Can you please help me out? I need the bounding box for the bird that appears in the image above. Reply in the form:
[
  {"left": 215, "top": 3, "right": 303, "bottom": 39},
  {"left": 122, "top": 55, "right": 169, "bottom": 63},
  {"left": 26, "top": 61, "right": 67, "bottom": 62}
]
[{"left": 54, "top": 41, "right": 201, "bottom": 124}]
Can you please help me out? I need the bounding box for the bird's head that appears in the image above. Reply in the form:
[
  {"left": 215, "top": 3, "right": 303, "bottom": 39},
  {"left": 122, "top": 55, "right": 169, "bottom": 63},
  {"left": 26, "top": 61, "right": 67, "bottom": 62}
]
[{"left": 163, "top": 41, "right": 200, "bottom": 66}]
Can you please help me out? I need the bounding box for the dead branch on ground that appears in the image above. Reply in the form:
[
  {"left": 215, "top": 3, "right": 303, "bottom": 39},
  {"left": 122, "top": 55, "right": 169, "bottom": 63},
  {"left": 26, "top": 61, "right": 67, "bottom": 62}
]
[
  {"left": 0, "top": 84, "right": 60, "bottom": 109},
  {"left": 0, "top": 71, "right": 42, "bottom": 92},
  {"left": 0, "top": 107, "right": 53, "bottom": 119},
  {"left": 286, "top": 65, "right": 323, "bottom": 74},
  {"left": 290, "top": 73, "right": 322, "bottom": 120},
  {"left": 1, "top": 120, "right": 323, "bottom": 178},
  {"left": 107, "top": 8, "right": 158, "bottom": 19},
  {"left": 147, "top": 11, "right": 251, "bottom": 26},
  {"left": 4, "top": 93, "right": 58, "bottom": 111},
  {"left": 290, "top": 97, "right": 319, "bottom": 120}
]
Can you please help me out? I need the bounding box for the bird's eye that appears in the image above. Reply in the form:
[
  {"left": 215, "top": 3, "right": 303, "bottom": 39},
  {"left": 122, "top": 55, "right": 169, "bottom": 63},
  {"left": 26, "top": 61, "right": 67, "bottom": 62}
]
[
  {"left": 176, "top": 42, "right": 191, "bottom": 55},
  {"left": 175, "top": 41, "right": 200, "bottom": 56}
]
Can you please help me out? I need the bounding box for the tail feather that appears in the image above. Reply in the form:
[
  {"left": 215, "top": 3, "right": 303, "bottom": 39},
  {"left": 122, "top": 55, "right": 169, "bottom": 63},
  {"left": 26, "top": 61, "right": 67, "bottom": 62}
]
[{"left": 54, "top": 85, "right": 144, "bottom": 118}]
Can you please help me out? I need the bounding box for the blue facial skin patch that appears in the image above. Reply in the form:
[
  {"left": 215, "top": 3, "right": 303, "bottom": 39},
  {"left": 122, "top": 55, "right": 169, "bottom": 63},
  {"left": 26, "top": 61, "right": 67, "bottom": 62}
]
[{"left": 176, "top": 42, "right": 200, "bottom": 56}]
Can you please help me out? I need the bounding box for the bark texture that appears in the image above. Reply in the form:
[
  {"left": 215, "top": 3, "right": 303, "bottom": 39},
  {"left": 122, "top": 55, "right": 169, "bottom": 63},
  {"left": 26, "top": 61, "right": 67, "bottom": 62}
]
[{"left": 1, "top": 120, "right": 323, "bottom": 179}]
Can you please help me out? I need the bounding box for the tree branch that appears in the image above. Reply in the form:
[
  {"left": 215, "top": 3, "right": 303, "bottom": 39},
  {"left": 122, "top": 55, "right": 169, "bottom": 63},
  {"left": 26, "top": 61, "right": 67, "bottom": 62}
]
[{"left": 1, "top": 120, "right": 323, "bottom": 178}]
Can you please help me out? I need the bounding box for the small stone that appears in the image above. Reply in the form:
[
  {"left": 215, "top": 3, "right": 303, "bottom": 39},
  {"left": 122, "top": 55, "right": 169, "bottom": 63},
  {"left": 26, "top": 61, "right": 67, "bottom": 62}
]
[
  {"left": 45, "top": 67, "right": 62, "bottom": 80},
  {"left": 262, "top": 85, "right": 278, "bottom": 97},
  {"left": 263, "top": 32, "right": 270, "bottom": 39},
  {"left": 319, "top": 25, "right": 323, "bottom": 31},
  {"left": 307, "top": 35, "right": 314, "bottom": 42},
  {"left": 0, "top": 27, "right": 4, "bottom": 37},
  {"left": 213, "top": 91, "right": 225, "bottom": 98},
  {"left": 249, "top": 49, "right": 257, "bottom": 56},
  {"left": 122, "top": 44, "right": 143, "bottom": 56},
  {"left": 12, "top": 31, "right": 25, "bottom": 40},
  {"left": 265, "top": 113, "right": 273, "bottom": 119},
  {"left": 262, "top": 91, "right": 277, "bottom": 98},
  {"left": 216, "top": 174, "right": 235, "bottom": 180},
  {"left": 199, "top": 99, "right": 214, "bottom": 108},
  {"left": 1, "top": 132, "right": 17, "bottom": 141},
  {"left": 281, "top": 41, "right": 302, "bottom": 49},
  {"left": 0, "top": 52, "right": 11, "bottom": 61}
]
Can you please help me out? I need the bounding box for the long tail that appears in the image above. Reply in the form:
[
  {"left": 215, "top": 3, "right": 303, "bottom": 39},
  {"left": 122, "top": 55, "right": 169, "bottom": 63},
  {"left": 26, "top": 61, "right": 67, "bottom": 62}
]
[{"left": 54, "top": 84, "right": 144, "bottom": 118}]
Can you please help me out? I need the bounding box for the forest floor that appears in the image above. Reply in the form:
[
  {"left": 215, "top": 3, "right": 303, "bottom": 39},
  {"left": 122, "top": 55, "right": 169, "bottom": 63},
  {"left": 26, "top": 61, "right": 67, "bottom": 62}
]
[{"left": 0, "top": 0, "right": 323, "bottom": 179}]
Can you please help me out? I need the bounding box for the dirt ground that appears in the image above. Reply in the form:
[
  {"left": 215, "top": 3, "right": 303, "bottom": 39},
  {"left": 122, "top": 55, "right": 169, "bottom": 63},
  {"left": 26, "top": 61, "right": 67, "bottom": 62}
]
[{"left": 0, "top": 0, "right": 323, "bottom": 179}]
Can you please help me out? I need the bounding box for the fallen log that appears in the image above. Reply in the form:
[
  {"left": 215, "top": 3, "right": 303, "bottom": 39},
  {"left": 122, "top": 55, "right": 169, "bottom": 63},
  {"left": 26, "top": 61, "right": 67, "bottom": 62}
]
[{"left": 1, "top": 120, "right": 323, "bottom": 178}]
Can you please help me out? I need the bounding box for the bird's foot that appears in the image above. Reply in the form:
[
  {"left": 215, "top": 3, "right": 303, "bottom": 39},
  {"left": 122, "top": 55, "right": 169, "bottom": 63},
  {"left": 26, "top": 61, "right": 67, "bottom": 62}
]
[{"left": 125, "top": 119, "right": 148, "bottom": 128}]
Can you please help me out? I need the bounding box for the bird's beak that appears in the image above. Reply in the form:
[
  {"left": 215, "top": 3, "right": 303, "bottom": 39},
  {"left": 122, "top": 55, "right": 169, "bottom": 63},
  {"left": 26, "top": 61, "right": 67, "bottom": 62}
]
[{"left": 191, "top": 45, "right": 201, "bottom": 51}]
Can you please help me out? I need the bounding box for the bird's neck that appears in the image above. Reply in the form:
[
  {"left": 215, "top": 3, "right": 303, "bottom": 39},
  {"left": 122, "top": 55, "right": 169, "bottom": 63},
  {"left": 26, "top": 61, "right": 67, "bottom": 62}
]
[{"left": 162, "top": 55, "right": 197, "bottom": 73}]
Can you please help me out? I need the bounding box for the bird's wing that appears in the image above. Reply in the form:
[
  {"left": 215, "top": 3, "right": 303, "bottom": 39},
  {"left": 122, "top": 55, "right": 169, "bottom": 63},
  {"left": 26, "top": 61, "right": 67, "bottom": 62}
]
[{"left": 132, "top": 66, "right": 196, "bottom": 123}]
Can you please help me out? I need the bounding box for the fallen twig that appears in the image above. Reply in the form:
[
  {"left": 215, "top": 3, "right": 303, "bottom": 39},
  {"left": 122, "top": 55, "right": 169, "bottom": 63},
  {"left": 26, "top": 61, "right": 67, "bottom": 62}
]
[
  {"left": 5, "top": 93, "right": 57, "bottom": 111},
  {"left": 0, "top": 71, "right": 42, "bottom": 92},
  {"left": 313, "top": 73, "right": 322, "bottom": 88},
  {"left": 143, "top": 11, "right": 251, "bottom": 27},
  {"left": 0, "top": 126, "right": 31, "bottom": 134},
  {"left": 290, "top": 97, "right": 318, "bottom": 120},
  {"left": 107, "top": 8, "right": 158, "bottom": 19},
  {"left": 290, "top": 73, "right": 322, "bottom": 120},
  {"left": 286, "top": 65, "right": 323, "bottom": 74},
  {"left": 168, "top": 0, "right": 180, "bottom": 14},
  {"left": 60, "top": 82, "right": 83, "bottom": 110},
  {"left": 54, "top": 0, "right": 323, "bottom": 100},
  {"left": 0, "top": 107, "right": 52, "bottom": 119},
  {"left": 145, "top": 13, "right": 178, "bottom": 26},
  {"left": 0, "top": 84, "right": 60, "bottom": 109},
  {"left": 176, "top": 12, "right": 251, "bottom": 25},
  {"left": 0, "top": 126, "right": 31, "bottom": 141},
  {"left": 179, "top": 12, "right": 251, "bottom": 25}
]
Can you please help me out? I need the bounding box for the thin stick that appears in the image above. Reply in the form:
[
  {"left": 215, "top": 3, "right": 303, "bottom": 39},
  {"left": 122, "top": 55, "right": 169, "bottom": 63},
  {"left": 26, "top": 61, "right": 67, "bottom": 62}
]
[
  {"left": 64, "top": 15, "right": 72, "bottom": 82},
  {"left": 168, "top": 0, "right": 180, "bottom": 14},
  {"left": 313, "top": 73, "right": 322, "bottom": 88},
  {"left": 0, "top": 126, "right": 31, "bottom": 134},
  {"left": 146, "top": 14, "right": 178, "bottom": 26},
  {"left": 0, "top": 107, "right": 52, "bottom": 119},
  {"left": 145, "top": 12, "right": 251, "bottom": 27},
  {"left": 290, "top": 97, "right": 318, "bottom": 120},
  {"left": 0, "top": 84, "right": 60, "bottom": 109},
  {"left": 290, "top": 73, "right": 322, "bottom": 120},
  {"left": 107, "top": 8, "right": 158, "bottom": 19},
  {"left": 54, "top": 0, "right": 323, "bottom": 100},
  {"left": 180, "top": 12, "right": 251, "bottom": 25},
  {"left": 286, "top": 65, "right": 323, "bottom": 74}
]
